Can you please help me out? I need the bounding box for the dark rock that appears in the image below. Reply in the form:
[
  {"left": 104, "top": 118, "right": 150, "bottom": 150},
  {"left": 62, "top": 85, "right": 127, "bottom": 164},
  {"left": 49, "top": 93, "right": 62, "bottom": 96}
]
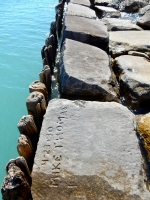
[
  {"left": 55, "top": 2, "right": 64, "bottom": 37},
  {"left": 45, "top": 34, "right": 56, "bottom": 61},
  {"left": 120, "top": 0, "right": 149, "bottom": 13},
  {"left": 1, "top": 157, "right": 32, "bottom": 200},
  {"left": 95, "top": 0, "right": 113, "bottom": 6},
  {"left": 59, "top": 39, "right": 119, "bottom": 102},
  {"left": 50, "top": 21, "right": 57, "bottom": 48},
  {"left": 62, "top": 15, "right": 109, "bottom": 51},
  {"left": 31, "top": 99, "right": 149, "bottom": 199},
  {"left": 41, "top": 45, "right": 46, "bottom": 60},
  {"left": 89, "top": 0, "right": 95, "bottom": 7}
]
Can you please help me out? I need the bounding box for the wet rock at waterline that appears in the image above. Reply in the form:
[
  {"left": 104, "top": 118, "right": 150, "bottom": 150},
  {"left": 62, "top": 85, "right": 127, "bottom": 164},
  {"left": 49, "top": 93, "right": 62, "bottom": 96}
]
[
  {"left": 59, "top": 39, "right": 119, "bottom": 102},
  {"left": 95, "top": 5, "right": 121, "bottom": 18},
  {"left": 114, "top": 55, "right": 150, "bottom": 109},
  {"left": 62, "top": 15, "right": 109, "bottom": 51},
  {"left": 109, "top": 31, "right": 150, "bottom": 58},
  {"left": 66, "top": 2, "right": 96, "bottom": 19},
  {"left": 70, "top": 0, "right": 90, "bottom": 7},
  {"left": 31, "top": 99, "right": 149, "bottom": 200},
  {"left": 1, "top": 157, "right": 32, "bottom": 200},
  {"left": 102, "top": 18, "right": 142, "bottom": 31},
  {"left": 137, "top": 10, "right": 150, "bottom": 29}
]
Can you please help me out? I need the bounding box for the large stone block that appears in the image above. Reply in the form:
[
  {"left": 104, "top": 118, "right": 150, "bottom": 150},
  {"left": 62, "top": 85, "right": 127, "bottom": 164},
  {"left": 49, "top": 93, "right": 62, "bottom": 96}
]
[
  {"left": 59, "top": 39, "right": 119, "bottom": 102},
  {"left": 114, "top": 55, "right": 150, "bottom": 109},
  {"left": 31, "top": 99, "right": 149, "bottom": 200},
  {"left": 102, "top": 18, "right": 142, "bottom": 31},
  {"left": 62, "top": 15, "right": 109, "bottom": 51},
  {"left": 109, "top": 31, "right": 150, "bottom": 58},
  {"left": 66, "top": 2, "right": 96, "bottom": 19},
  {"left": 137, "top": 10, "right": 150, "bottom": 29},
  {"left": 95, "top": 5, "right": 121, "bottom": 18}
]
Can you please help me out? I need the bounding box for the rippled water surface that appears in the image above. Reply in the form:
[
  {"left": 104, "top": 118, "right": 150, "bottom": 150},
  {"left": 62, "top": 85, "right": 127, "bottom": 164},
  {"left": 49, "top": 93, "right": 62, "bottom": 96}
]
[{"left": 0, "top": 0, "right": 56, "bottom": 197}]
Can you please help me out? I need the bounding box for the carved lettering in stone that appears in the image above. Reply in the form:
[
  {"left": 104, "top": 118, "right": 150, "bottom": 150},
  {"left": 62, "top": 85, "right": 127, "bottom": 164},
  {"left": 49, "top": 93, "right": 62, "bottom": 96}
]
[
  {"left": 50, "top": 178, "right": 60, "bottom": 187},
  {"left": 52, "top": 163, "right": 61, "bottom": 170},
  {"left": 53, "top": 155, "right": 62, "bottom": 161},
  {"left": 48, "top": 107, "right": 68, "bottom": 187}
]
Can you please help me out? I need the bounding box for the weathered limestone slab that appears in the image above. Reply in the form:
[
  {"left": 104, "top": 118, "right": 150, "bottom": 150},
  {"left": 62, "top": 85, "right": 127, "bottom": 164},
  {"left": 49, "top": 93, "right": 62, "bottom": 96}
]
[
  {"left": 137, "top": 10, "right": 150, "bottom": 29},
  {"left": 114, "top": 55, "right": 150, "bottom": 109},
  {"left": 69, "top": 0, "right": 90, "bottom": 7},
  {"left": 139, "top": 5, "right": 150, "bottom": 16},
  {"left": 31, "top": 99, "right": 149, "bottom": 200},
  {"left": 109, "top": 31, "right": 150, "bottom": 57},
  {"left": 95, "top": 5, "right": 120, "bottom": 18},
  {"left": 62, "top": 15, "right": 109, "bottom": 51},
  {"left": 102, "top": 18, "right": 142, "bottom": 31},
  {"left": 66, "top": 2, "right": 96, "bottom": 19},
  {"left": 59, "top": 39, "right": 119, "bottom": 102}
]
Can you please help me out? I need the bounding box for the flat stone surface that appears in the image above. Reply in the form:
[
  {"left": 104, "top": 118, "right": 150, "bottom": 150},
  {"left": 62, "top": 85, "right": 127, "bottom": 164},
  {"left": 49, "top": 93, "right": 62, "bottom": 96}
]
[
  {"left": 102, "top": 18, "right": 142, "bottom": 31},
  {"left": 114, "top": 55, "right": 150, "bottom": 109},
  {"left": 95, "top": 5, "right": 121, "bottom": 18},
  {"left": 66, "top": 2, "right": 96, "bottom": 19},
  {"left": 62, "top": 15, "right": 109, "bottom": 51},
  {"left": 109, "top": 31, "right": 150, "bottom": 57},
  {"left": 59, "top": 39, "right": 118, "bottom": 102},
  {"left": 70, "top": 0, "right": 90, "bottom": 6},
  {"left": 31, "top": 99, "right": 149, "bottom": 200}
]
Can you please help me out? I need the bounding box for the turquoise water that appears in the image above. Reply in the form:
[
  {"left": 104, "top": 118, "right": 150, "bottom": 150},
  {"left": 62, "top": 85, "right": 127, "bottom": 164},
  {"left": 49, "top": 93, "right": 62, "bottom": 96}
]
[{"left": 0, "top": 0, "right": 56, "bottom": 198}]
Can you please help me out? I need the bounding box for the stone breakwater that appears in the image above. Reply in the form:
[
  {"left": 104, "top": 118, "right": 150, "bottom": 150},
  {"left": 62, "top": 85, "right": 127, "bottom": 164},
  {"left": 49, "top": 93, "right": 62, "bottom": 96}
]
[{"left": 1, "top": 0, "right": 150, "bottom": 199}]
